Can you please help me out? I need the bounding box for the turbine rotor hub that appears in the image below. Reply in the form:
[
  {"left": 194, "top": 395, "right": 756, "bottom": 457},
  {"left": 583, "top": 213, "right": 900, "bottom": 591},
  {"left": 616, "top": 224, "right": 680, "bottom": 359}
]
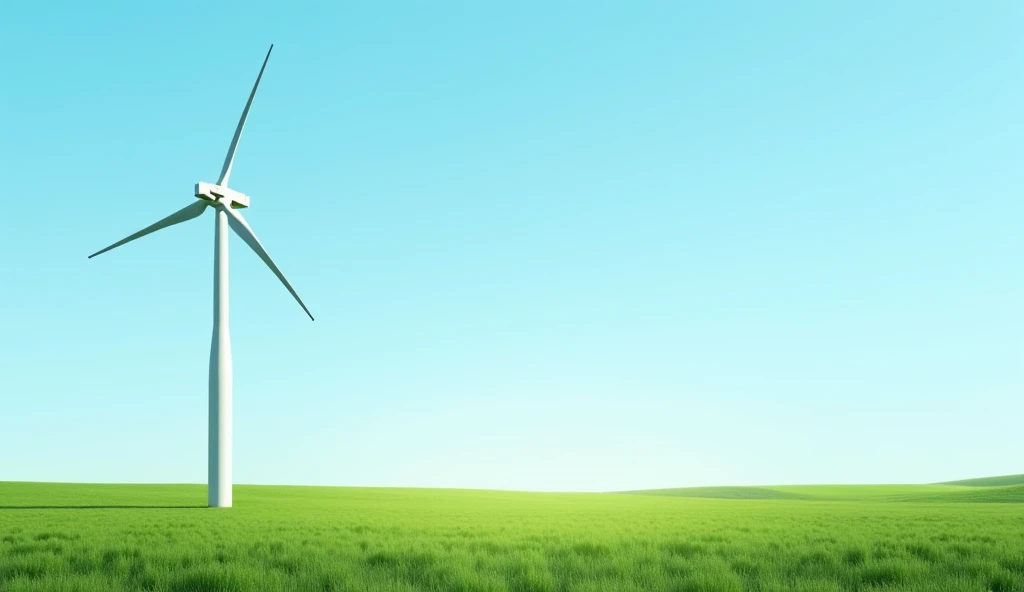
[{"left": 195, "top": 182, "right": 250, "bottom": 209}]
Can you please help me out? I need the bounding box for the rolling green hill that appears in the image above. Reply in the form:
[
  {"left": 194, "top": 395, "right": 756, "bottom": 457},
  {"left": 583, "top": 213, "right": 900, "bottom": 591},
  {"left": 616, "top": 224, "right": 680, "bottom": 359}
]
[
  {"left": 905, "top": 484, "right": 1024, "bottom": 503},
  {"left": 624, "top": 481, "right": 1024, "bottom": 503},
  {"left": 937, "top": 474, "right": 1024, "bottom": 487},
  {"left": 616, "top": 486, "right": 814, "bottom": 500}
]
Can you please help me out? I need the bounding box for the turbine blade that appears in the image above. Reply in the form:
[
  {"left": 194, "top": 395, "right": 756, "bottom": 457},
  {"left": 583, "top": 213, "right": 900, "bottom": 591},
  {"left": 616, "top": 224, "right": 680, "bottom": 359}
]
[
  {"left": 222, "top": 205, "right": 314, "bottom": 321},
  {"left": 217, "top": 44, "right": 274, "bottom": 187},
  {"left": 88, "top": 201, "right": 208, "bottom": 259}
]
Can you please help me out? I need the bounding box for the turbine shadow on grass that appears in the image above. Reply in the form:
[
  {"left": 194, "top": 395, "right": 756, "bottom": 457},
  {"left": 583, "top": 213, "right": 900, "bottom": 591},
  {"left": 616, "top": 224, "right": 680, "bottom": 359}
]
[{"left": 0, "top": 505, "right": 206, "bottom": 510}]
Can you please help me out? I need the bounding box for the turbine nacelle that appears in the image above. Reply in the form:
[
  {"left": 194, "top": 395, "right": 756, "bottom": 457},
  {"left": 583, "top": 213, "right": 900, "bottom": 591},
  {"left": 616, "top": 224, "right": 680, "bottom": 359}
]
[{"left": 195, "top": 182, "right": 250, "bottom": 209}]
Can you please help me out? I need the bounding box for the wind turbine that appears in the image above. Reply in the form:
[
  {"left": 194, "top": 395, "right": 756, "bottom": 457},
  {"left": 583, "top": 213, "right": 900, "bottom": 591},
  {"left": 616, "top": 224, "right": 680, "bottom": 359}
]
[{"left": 88, "top": 45, "right": 312, "bottom": 508}]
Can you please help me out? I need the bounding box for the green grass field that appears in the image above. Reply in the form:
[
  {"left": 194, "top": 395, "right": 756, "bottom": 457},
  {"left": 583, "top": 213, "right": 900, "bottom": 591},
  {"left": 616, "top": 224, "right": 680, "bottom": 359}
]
[{"left": 2, "top": 478, "right": 1024, "bottom": 592}]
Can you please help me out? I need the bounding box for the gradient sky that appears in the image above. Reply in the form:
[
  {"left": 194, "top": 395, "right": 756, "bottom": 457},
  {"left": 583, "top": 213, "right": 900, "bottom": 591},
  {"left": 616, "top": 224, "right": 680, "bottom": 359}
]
[{"left": 1, "top": 2, "right": 1021, "bottom": 492}]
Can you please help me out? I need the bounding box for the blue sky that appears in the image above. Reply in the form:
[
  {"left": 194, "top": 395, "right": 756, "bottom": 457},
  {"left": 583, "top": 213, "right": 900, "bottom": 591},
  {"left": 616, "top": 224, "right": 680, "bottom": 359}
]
[{"left": 0, "top": 1, "right": 1020, "bottom": 491}]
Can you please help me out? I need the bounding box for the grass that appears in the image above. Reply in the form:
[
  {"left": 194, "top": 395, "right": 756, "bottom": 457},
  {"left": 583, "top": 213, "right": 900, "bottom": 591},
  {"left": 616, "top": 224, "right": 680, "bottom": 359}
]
[{"left": 1, "top": 480, "right": 1024, "bottom": 591}]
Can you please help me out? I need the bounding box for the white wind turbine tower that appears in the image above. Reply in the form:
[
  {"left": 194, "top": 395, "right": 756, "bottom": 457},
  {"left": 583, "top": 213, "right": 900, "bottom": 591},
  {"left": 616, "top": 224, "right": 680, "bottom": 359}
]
[{"left": 88, "top": 45, "right": 312, "bottom": 508}]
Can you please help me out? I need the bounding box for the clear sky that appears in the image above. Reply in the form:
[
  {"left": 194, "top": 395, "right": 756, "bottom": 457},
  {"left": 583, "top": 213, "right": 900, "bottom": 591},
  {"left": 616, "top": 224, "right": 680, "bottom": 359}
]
[{"left": 0, "top": 2, "right": 1020, "bottom": 492}]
